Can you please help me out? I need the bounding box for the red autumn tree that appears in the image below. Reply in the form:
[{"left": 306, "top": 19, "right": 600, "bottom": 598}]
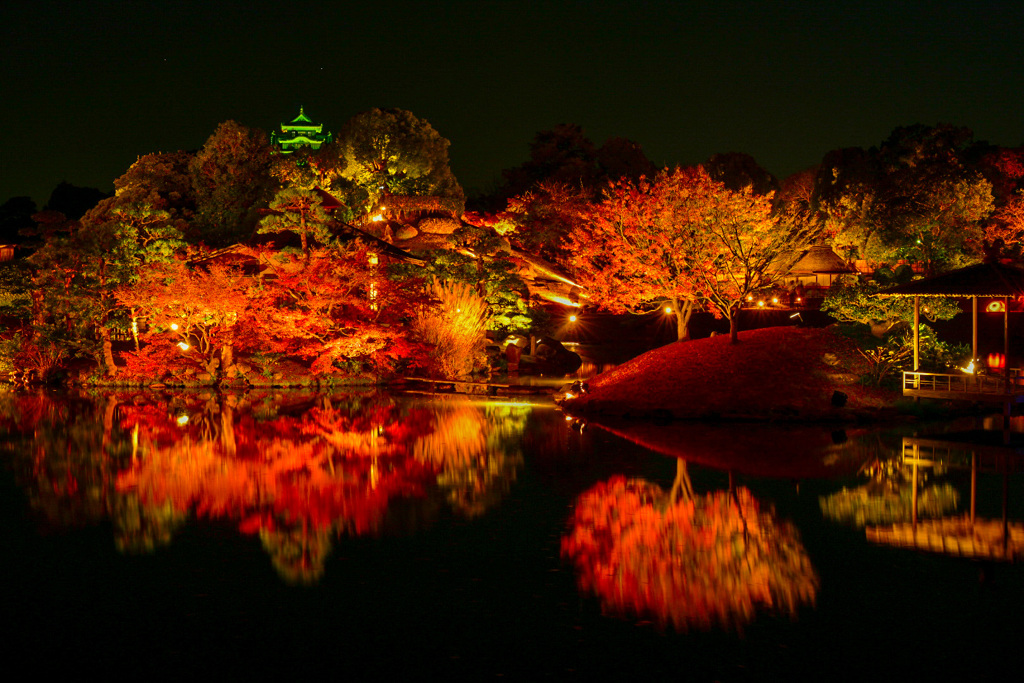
[
  {"left": 985, "top": 192, "right": 1024, "bottom": 250},
  {"left": 496, "top": 180, "right": 592, "bottom": 264},
  {"left": 561, "top": 463, "right": 819, "bottom": 632},
  {"left": 240, "top": 244, "right": 432, "bottom": 376},
  {"left": 565, "top": 166, "right": 805, "bottom": 343},
  {"left": 115, "top": 256, "right": 252, "bottom": 379},
  {"left": 562, "top": 170, "right": 700, "bottom": 340}
]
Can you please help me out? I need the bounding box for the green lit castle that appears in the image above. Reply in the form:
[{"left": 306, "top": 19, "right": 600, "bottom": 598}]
[{"left": 271, "top": 107, "right": 333, "bottom": 153}]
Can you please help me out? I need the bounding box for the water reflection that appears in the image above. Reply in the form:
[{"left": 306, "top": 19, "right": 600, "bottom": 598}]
[
  {"left": 0, "top": 390, "right": 526, "bottom": 584},
  {"left": 819, "top": 453, "right": 960, "bottom": 527},
  {"left": 581, "top": 417, "right": 876, "bottom": 478},
  {"left": 864, "top": 439, "right": 1024, "bottom": 561},
  {"left": 561, "top": 459, "right": 819, "bottom": 632}
]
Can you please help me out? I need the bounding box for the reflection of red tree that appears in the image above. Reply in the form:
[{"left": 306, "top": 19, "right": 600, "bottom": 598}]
[
  {"left": 7, "top": 391, "right": 525, "bottom": 584},
  {"left": 117, "top": 423, "right": 433, "bottom": 536},
  {"left": 562, "top": 470, "right": 818, "bottom": 631}
]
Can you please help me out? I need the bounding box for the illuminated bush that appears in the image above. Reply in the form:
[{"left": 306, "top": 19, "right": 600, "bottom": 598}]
[{"left": 414, "top": 280, "right": 490, "bottom": 379}]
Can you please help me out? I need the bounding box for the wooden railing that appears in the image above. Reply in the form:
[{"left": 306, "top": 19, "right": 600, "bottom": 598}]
[{"left": 903, "top": 370, "right": 1024, "bottom": 397}]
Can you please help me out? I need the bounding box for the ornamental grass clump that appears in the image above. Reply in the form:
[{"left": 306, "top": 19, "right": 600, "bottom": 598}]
[{"left": 414, "top": 280, "right": 490, "bottom": 379}]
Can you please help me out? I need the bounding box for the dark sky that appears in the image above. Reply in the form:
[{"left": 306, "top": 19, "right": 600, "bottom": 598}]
[{"left": 2, "top": 0, "right": 1022, "bottom": 206}]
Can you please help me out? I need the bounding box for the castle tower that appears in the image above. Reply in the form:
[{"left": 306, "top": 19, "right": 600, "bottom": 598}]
[{"left": 271, "top": 107, "right": 333, "bottom": 153}]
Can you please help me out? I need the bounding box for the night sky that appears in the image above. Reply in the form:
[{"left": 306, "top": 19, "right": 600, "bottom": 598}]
[{"left": 2, "top": 0, "right": 1022, "bottom": 206}]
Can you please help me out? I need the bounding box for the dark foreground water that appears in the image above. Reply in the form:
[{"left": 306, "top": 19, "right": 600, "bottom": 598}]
[{"left": 1, "top": 388, "right": 1023, "bottom": 680}]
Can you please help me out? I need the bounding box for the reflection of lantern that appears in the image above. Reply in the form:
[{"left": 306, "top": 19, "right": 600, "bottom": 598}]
[
  {"left": 987, "top": 353, "right": 1005, "bottom": 370},
  {"left": 987, "top": 300, "right": 1005, "bottom": 313}
]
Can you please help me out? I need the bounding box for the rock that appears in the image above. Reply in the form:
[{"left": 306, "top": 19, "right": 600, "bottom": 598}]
[
  {"left": 521, "top": 336, "right": 582, "bottom": 375},
  {"left": 417, "top": 217, "right": 460, "bottom": 235},
  {"left": 395, "top": 225, "right": 418, "bottom": 240}
]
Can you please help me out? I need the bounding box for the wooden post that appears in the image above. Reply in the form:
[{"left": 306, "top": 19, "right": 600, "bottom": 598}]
[
  {"left": 1005, "top": 296, "right": 1011, "bottom": 440},
  {"left": 911, "top": 446, "right": 919, "bottom": 528},
  {"left": 970, "top": 452, "right": 977, "bottom": 526},
  {"left": 972, "top": 296, "right": 979, "bottom": 363},
  {"left": 1004, "top": 295, "right": 1010, "bottom": 386},
  {"left": 913, "top": 296, "right": 920, "bottom": 372}
]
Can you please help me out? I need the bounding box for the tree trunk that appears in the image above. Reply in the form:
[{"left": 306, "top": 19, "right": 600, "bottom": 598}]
[
  {"left": 729, "top": 306, "right": 741, "bottom": 344},
  {"left": 673, "top": 297, "right": 695, "bottom": 341},
  {"left": 220, "top": 402, "right": 237, "bottom": 458},
  {"left": 669, "top": 459, "right": 694, "bottom": 504},
  {"left": 101, "top": 327, "right": 117, "bottom": 376},
  {"left": 220, "top": 343, "right": 234, "bottom": 378}
]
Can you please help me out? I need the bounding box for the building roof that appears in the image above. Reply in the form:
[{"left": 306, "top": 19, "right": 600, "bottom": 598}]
[
  {"left": 289, "top": 106, "right": 314, "bottom": 125},
  {"left": 788, "top": 245, "right": 856, "bottom": 275},
  {"left": 878, "top": 261, "right": 1024, "bottom": 298}
]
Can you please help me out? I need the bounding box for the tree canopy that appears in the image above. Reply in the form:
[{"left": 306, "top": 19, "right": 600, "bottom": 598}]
[
  {"left": 564, "top": 166, "right": 807, "bottom": 342},
  {"left": 336, "top": 108, "right": 464, "bottom": 210}
]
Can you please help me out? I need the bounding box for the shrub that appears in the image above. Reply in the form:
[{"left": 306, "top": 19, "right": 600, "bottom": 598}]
[{"left": 414, "top": 280, "right": 490, "bottom": 379}]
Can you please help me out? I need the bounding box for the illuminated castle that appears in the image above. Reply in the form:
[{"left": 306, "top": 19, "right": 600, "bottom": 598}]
[{"left": 270, "top": 107, "right": 333, "bottom": 153}]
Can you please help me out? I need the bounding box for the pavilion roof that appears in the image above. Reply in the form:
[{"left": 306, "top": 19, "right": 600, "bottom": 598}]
[
  {"left": 877, "top": 261, "right": 1024, "bottom": 298},
  {"left": 788, "top": 245, "right": 856, "bottom": 274},
  {"left": 289, "top": 106, "right": 314, "bottom": 125}
]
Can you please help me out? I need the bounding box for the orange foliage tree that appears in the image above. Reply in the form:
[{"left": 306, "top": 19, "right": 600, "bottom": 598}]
[
  {"left": 985, "top": 193, "right": 1024, "bottom": 250},
  {"left": 564, "top": 166, "right": 806, "bottom": 343},
  {"left": 115, "top": 257, "right": 251, "bottom": 380},
  {"left": 561, "top": 462, "right": 819, "bottom": 632},
  {"left": 241, "top": 245, "right": 432, "bottom": 376}
]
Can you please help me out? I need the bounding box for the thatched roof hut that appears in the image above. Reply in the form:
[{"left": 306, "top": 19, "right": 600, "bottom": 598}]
[{"left": 783, "top": 245, "right": 856, "bottom": 287}]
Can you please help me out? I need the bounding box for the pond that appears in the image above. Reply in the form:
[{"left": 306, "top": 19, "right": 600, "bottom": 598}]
[{"left": 1, "top": 388, "right": 1023, "bottom": 679}]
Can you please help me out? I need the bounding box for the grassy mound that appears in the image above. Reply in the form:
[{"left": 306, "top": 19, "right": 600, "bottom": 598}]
[{"left": 565, "top": 326, "right": 898, "bottom": 420}]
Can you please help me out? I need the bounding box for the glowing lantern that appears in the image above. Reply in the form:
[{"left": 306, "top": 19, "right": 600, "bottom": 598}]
[
  {"left": 987, "top": 300, "right": 1005, "bottom": 313},
  {"left": 177, "top": 342, "right": 190, "bottom": 352},
  {"left": 772, "top": 297, "right": 779, "bottom": 304},
  {"left": 569, "top": 314, "right": 577, "bottom": 323},
  {"left": 664, "top": 306, "right": 672, "bottom": 314},
  {"left": 757, "top": 300, "right": 765, "bottom": 307},
  {"left": 176, "top": 414, "right": 189, "bottom": 426},
  {"left": 170, "top": 323, "right": 179, "bottom": 331},
  {"left": 987, "top": 353, "right": 1005, "bottom": 370},
  {"left": 960, "top": 360, "right": 976, "bottom": 375}
]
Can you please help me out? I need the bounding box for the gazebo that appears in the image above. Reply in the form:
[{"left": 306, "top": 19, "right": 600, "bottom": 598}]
[
  {"left": 879, "top": 261, "right": 1024, "bottom": 404},
  {"left": 784, "top": 244, "right": 857, "bottom": 288}
]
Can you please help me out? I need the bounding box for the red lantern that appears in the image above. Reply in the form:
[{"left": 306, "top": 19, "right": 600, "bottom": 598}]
[{"left": 987, "top": 353, "right": 1005, "bottom": 370}]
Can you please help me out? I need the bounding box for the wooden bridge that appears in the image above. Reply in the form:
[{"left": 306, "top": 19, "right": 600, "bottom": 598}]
[{"left": 902, "top": 371, "right": 1024, "bottom": 404}]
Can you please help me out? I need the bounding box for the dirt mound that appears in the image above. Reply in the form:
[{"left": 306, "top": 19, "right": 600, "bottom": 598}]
[{"left": 564, "top": 326, "right": 898, "bottom": 421}]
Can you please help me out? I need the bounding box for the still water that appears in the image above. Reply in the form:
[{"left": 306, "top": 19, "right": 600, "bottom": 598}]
[{"left": 2, "top": 388, "right": 1023, "bottom": 679}]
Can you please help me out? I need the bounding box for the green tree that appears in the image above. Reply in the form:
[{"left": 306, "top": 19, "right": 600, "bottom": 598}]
[
  {"left": 821, "top": 269, "right": 960, "bottom": 337},
  {"left": 819, "top": 125, "right": 994, "bottom": 274},
  {"left": 27, "top": 197, "right": 186, "bottom": 377},
  {"left": 702, "top": 152, "right": 779, "bottom": 196},
  {"left": 337, "top": 108, "right": 464, "bottom": 210},
  {"left": 189, "top": 121, "right": 275, "bottom": 246},
  {"left": 258, "top": 187, "right": 334, "bottom": 260},
  {"left": 113, "top": 151, "right": 195, "bottom": 238}
]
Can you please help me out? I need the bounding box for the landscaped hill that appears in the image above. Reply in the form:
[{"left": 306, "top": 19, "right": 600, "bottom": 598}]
[{"left": 563, "top": 326, "right": 899, "bottom": 421}]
